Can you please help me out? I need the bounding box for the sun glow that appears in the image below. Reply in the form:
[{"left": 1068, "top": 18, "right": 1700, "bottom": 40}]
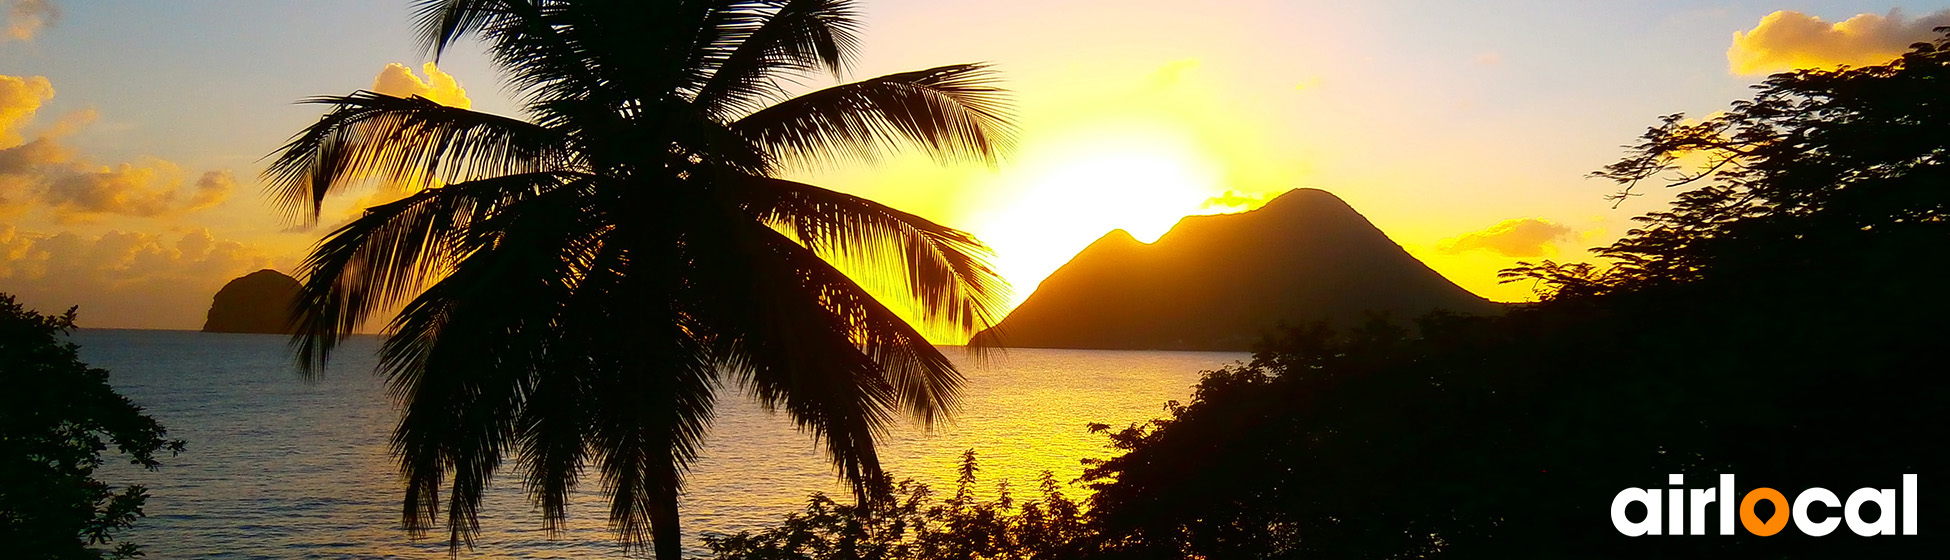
[{"left": 966, "top": 122, "right": 1240, "bottom": 311}]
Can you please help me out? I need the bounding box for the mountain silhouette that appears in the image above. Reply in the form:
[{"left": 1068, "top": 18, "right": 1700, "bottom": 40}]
[
  {"left": 201, "top": 269, "right": 300, "bottom": 334},
  {"left": 972, "top": 188, "right": 1502, "bottom": 351}
]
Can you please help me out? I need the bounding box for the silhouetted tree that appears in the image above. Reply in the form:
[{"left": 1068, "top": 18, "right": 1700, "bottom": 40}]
[
  {"left": 265, "top": 1, "right": 1014, "bottom": 558},
  {"left": 1508, "top": 29, "right": 1950, "bottom": 300},
  {"left": 0, "top": 294, "right": 184, "bottom": 559},
  {"left": 1081, "top": 33, "right": 1950, "bottom": 560}
]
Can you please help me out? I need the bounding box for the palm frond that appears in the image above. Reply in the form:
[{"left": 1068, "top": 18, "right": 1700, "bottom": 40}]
[
  {"left": 758, "top": 229, "right": 965, "bottom": 430},
  {"left": 653, "top": 101, "right": 777, "bottom": 175},
  {"left": 411, "top": 0, "right": 520, "bottom": 59},
  {"left": 265, "top": 91, "right": 565, "bottom": 225},
  {"left": 726, "top": 174, "right": 1011, "bottom": 338},
  {"left": 384, "top": 264, "right": 531, "bottom": 549},
  {"left": 478, "top": 1, "right": 730, "bottom": 111},
  {"left": 731, "top": 63, "right": 1016, "bottom": 169},
  {"left": 290, "top": 172, "right": 573, "bottom": 373},
  {"left": 379, "top": 177, "right": 607, "bottom": 546},
  {"left": 514, "top": 344, "right": 594, "bottom": 533},
  {"left": 692, "top": 0, "right": 862, "bottom": 119},
  {"left": 684, "top": 217, "right": 906, "bottom": 500},
  {"left": 584, "top": 323, "right": 716, "bottom": 551},
  {"left": 514, "top": 240, "right": 632, "bottom": 533},
  {"left": 563, "top": 228, "right": 720, "bottom": 552},
  {"left": 448, "top": 0, "right": 615, "bottom": 109}
]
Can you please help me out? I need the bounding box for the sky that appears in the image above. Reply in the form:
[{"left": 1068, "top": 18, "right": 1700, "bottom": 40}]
[{"left": 1, "top": 0, "right": 1945, "bottom": 334}]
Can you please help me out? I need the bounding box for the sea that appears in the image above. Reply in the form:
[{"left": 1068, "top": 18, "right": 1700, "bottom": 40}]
[{"left": 76, "top": 329, "right": 1247, "bottom": 559}]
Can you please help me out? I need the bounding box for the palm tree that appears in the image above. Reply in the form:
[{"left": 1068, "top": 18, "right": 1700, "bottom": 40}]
[{"left": 264, "top": 1, "right": 1013, "bottom": 558}]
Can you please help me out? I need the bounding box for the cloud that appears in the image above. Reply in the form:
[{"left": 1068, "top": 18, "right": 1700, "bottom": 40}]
[
  {"left": 372, "top": 62, "right": 472, "bottom": 108},
  {"left": 1729, "top": 9, "right": 1950, "bottom": 75},
  {"left": 38, "top": 160, "right": 232, "bottom": 218},
  {"left": 191, "top": 169, "right": 235, "bottom": 208},
  {"left": 0, "top": 141, "right": 234, "bottom": 220},
  {"left": 0, "top": 74, "right": 54, "bottom": 147},
  {"left": 0, "top": 137, "right": 69, "bottom": 213},
  {"left": 1200, "top": 190, "right": 1271, "bottom": 211},
  {"left": 0, "top": 136, "right": 64, "bottom": 171},
  {"left": 0, "top": 224, "right": 275, "bottom": 329},
  {"left": 1437, "top": 218, "right": 1573, "bottom": 258},
  {"left": 0, "top": 75, "right": 237, "bottom": 220},
  {"left": 4, "top": 0, "right": 56, "bottom": 42},
  {"left": 41, "top": 105, "right": 92, "bottom": 136}
]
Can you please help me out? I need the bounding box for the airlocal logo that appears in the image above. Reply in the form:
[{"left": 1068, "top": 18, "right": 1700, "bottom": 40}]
[{"left": 1612, "top": 474, "right": 1917, "bottom": 536}]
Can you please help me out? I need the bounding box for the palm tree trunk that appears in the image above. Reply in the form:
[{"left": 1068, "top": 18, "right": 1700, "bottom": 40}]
[{"left": 650, "top": 467, "right": 683, "bottom": 560}]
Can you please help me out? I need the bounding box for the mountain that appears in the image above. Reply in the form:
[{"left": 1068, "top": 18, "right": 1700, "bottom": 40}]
[
  {"left": 201, "top": 269, "right": 301, "bottom": 334},
  {"left": 971, "top": 188, "right": 1502, "bottom": 351}
]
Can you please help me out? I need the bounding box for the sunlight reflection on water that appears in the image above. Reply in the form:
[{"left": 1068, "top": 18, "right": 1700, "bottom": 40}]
[{"left": 80, "top": 329, "right": 1244, "bottom": 558}]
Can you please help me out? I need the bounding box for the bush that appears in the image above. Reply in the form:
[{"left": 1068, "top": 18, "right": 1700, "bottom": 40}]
[
  {"left": 706, "top": 450, "right": 1090, "bottom": 560},
  {"left": 0, "top": 294, "right": 183, "bottom": 559}
]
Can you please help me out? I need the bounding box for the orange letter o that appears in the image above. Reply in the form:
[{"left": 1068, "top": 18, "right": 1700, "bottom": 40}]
[{"left": 1740, "top": 488, "right": 1790, "bottom": 536}]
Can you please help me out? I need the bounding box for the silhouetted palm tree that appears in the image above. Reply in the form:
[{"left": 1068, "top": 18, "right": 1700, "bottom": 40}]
[{"left": 264, "top": 2, "right": 1013, "bottom": 558}]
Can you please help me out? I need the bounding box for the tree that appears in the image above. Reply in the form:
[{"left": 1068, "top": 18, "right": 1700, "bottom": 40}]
[
  {"left": 264, "top": 1, "right": 1014, "bottom": 558},
  {"left": 1507, "top": 30, "right": 1950, "bottom": 300},
  {"left": 1082, "top": 34, "right": 1950, "bottom": 560},
  {"left": 0, "top": 294, "right": 184, "bottom": 559}
]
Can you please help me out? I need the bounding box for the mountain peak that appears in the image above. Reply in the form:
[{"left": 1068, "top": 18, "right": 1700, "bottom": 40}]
[
  {"left": 237, "top": 269, "right": 294, "bottom": 282},
  {"left": 1270, "top": 186, "right": 1337, "bottom": 201},
  {"left": 972, "top": 189, "right": 1500, "bottom": 351},
  {"left": 1257, "top": 187, "right": 1356, "bottom": 215},
  {"left": 1099, "top": 228, "right": 1139, "bottom": 243},
  {"left": 202, "top": 269, "right": 301, "bottom": 334}
]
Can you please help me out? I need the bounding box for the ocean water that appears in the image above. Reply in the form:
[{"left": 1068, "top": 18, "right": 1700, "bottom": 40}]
[{"left": 76, "top": 329, "right": 1246, "bottom": 559}]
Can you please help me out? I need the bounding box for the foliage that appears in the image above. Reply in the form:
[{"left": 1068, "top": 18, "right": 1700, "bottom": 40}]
[
  {"left": 1079, "top": 34, "right": 1950, "bottom": 560},
  {"left": 0, "top": 294, "right": 184, "bottom": 559},
  {"left": 266, "top": 2, "right": 1013, "bottom": 558},
  {"left": 1505, "top": 31, "right": 1950, "bottom": 300},
  {"left": 706, "top": 450, "right": 1090, "bottom": 560}
]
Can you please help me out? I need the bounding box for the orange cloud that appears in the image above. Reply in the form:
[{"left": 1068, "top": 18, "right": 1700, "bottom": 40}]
[
  {"left": 0, "top": 138, "right": 71, "bottom": 213},
  {"left": 0, "top": 224, "right": 275, "bottom": 329},
  {"left": 42, "top": 105, "right": 94, "bottom": 137},
  {"left": 4, "top": 0, "right": 57, "bottom": 42},
  {"left": 1729, "top": 9, "right": 1950, "bottom": 75},
  {"left": 39, "top": 160, "right": 232, "bottom": 218},
  {"left": 0, "top": 74, "right": 54, "bottom": 147},
  {"left": 0, "top": 75, "right": 237, "bottom": 220},
  {"left": 1437, "top": 218, "right": 1573, "bottom": 258},
  {"left": 372, "top": 62, "right": 472, "bottom": 108},
  {"left": 1, "top": 142, "right": 235, "bottom": 220}
]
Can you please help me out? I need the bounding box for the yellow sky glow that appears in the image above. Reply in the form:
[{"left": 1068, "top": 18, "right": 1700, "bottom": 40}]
[
  {"left": 968, "top": 120, "right": 1237, "bottom": 307},
  {"left": 5, "top": 1, "right": 1869, "bottom": 333}
]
